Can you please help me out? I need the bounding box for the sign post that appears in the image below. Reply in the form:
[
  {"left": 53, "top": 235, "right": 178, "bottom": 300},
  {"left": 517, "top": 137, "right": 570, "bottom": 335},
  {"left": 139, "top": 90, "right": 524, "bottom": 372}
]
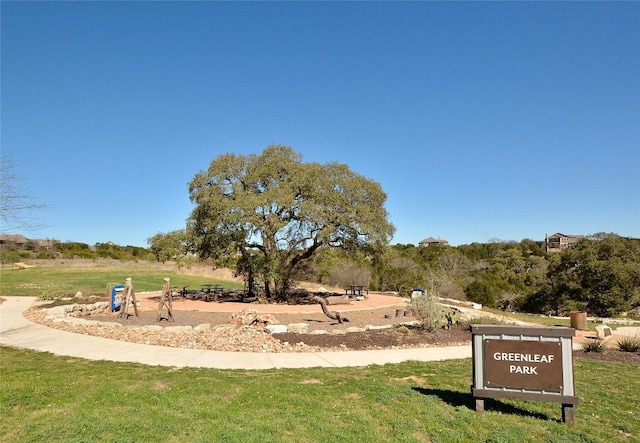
[{"left": 471, "top": 325, "right": 578, "bottom": 426}]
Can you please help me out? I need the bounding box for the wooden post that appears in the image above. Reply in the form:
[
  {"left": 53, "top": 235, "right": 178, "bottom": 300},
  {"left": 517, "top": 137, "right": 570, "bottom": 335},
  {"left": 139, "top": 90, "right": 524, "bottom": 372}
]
[
  {"left": 562, "top": 404, "right": 575, "bottom": 427},
  {"left": 157, "top": 278, "right": 174, "bottom": 322},
  {"left": 117, "top": 278, "right": 139, "bottom": 318}
]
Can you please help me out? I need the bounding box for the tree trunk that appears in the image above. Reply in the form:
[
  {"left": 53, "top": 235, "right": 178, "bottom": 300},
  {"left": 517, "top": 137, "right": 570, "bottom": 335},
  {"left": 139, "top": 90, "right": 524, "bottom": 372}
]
[{"left": 313, "top": 296, "right": 349, "bottom": 323}]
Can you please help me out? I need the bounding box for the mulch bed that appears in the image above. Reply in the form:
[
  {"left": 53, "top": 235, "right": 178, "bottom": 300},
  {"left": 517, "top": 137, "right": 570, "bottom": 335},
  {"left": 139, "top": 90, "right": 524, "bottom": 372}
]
[
  {"left": 273, "top": 324, "right": 471, "bottom": 350},
  {"left": 573, "top": 350, "right": 640, "bottom": 364}
]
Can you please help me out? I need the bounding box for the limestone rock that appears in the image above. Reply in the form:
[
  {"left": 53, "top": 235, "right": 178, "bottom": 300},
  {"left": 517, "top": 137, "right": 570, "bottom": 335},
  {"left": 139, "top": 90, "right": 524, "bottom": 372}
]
[
  {"left": 256, "top": 314, "right": 279, "bottom": 326},
  {"left": 265, "top": 324, "right": 288, "bottom": 334},
  {"left": 325, "top": 295, "right": 351, "bottom": 305},
  {"left": 287, "top": 323, "right": 309, "bottom": 334},
  {"left": 230, "top": 309, "right": 259, "bottom": 326},
  {"left": 366, "top": 324, "right": 392, "bottom": 331},
  {"left": 595, "top": 324, "right": 613, "bottom": 339},
  {"left": 165, "top": 326, "right": 193, "bottom": 333}
]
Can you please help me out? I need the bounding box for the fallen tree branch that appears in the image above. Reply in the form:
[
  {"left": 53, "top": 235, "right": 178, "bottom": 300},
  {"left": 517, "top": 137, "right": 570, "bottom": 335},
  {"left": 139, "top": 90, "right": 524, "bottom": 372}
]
[{"left": 313, "top": 296, "right": 349, "bottom": 323}]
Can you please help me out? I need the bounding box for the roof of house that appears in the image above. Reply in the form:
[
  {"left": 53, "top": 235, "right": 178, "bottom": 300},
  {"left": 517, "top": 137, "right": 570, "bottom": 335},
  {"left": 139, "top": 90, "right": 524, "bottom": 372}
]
[
  {"left": 0, "top": 234, "right": 30, "bottom": 243},
  {"left": 546, "top": 233, "right": 584, "bottom": 239},
  {"left": 419, "top": 237, "right": 449, "bottom": 244}
]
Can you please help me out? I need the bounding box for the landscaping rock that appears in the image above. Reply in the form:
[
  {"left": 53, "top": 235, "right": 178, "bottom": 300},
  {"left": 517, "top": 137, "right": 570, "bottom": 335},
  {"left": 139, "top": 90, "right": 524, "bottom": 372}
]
[
  {"left": 595, "top": 324, "right": 613, "bottom": 339},
  {"left": 266, "top": 324, "right": 288, "bottom": 334},
  {"left": 230, "top": 309, "right": 259, "bottom": 326},
  {"left": 165, "top": 326, "right": 193, "bottom": 333},
  {"left": 366, "top": 324, "right": 392, "bottom": 331},
  {"left": 256, "top": 314, "right": 279, "bottom": 326},
  {"left": 287, "top": 323, "right": 309, "bottom": 334}
]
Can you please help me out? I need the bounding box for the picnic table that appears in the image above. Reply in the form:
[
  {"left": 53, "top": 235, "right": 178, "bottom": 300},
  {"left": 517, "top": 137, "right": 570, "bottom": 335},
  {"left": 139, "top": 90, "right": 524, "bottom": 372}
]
[
  {"left": 201, "top": 284, "right": 224, "bottom": 301},
  {"left": 345, "top": 285, "right": 368, "bottom": 297}
]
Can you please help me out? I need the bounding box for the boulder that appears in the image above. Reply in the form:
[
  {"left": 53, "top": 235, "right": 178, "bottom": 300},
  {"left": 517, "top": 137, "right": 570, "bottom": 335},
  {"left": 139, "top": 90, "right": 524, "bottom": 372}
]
[
  {"left": 595, "top": 324, "right": 613, "bottom": 339},
  {"left": 287, "top": 323, "right": 310, "bottom": 334},
  {"left": 230, "top": 309, "right": 259, "bottom": 326},
  {"left": 255, "top": 314, "right": 279, "bottom": 326},
  {"left": 324, "top": 295, "right": 351, "bottom": 305},
  {"left": 265, "top": 324, "right": 288, "bottom": 334},
  {"left": 45, "top": 306, "right": 66, "bottom": 319},
  {"left": 366, "top": 324, "right": 392, "bottom": 331}
]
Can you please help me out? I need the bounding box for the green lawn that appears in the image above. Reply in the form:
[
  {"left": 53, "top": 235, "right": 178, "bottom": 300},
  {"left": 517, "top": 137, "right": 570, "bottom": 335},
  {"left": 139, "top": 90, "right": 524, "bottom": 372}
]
[
  {"left": 2, "top": 261, "right": 639, "bottom": 441},
  {"left": 482, "top": 308, "right": 632, "bottom": 331},
  {"left": 0, "top": 348, "right": 638, "bottom": 443},
  {"left": 0, "top": 261, "right": 242, "bottom": 298}
]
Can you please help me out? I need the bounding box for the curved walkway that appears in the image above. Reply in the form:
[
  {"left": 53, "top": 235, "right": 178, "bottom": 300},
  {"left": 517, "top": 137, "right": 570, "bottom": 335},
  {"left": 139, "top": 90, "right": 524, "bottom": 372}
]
[{"left": 0, "top": 297, "right": 471, "bottom": 370}]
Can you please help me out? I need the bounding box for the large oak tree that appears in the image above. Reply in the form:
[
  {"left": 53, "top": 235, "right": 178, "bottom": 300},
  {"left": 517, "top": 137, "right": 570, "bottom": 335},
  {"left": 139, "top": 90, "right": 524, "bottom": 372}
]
[{"left": 187, "top": 145, "right": 395, "bottom": 300}]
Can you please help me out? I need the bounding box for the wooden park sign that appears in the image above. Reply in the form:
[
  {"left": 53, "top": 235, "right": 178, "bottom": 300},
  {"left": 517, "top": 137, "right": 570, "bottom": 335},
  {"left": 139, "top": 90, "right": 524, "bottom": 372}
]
[{"left": 471, "top": 325, "right": 579, "bottom": 426}]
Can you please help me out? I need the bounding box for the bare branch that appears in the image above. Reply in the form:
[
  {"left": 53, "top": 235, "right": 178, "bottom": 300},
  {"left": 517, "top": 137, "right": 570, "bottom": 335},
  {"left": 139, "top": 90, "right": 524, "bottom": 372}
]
[{"left": 0, "top": 155, "right": 50, "bottom": 233}]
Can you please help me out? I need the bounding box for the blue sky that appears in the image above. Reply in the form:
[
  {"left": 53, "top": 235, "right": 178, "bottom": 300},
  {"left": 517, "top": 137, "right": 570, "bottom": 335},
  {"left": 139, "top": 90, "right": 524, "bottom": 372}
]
[{"left": 2, "top": 1, "right": 639, "bottom": 247}]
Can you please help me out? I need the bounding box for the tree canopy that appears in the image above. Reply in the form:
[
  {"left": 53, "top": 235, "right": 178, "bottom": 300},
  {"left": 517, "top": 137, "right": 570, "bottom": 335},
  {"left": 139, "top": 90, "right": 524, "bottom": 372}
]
[
  {"left": 186, "top": 145, "right": 395, "bottom": 299},
  {"left": 545, "top": 233, "right": 640, "bottom": 317}
]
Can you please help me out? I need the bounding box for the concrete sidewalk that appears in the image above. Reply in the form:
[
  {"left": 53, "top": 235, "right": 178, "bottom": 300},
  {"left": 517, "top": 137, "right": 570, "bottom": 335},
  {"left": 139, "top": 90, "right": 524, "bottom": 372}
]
[{"left": 0, "top": 297, "right": 471, "bottom": 370}]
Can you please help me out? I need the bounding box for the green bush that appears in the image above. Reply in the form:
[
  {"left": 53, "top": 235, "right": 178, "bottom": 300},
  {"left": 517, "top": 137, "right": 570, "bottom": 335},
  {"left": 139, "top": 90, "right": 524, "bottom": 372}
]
[
  {"left": 627, "top": 307, "right": 640, "bottom": 321},
  {"left": 581, "top": 339, "right": 606, "bottom": 353},
  {"left": 465, "top": 280, "right": 499, "bottom": 308},
  {"left": 408, "top": 294, "right": 444, "bottom": 331},
  {"left": 616, "top": 336, "right": 640, "bottom": 353}
]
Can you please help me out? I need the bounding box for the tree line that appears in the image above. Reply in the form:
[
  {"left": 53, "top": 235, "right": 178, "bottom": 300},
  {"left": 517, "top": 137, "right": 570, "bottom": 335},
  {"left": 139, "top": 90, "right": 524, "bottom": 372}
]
[{"left": 1, "top": 241, "right": 154, "bottom": 263}]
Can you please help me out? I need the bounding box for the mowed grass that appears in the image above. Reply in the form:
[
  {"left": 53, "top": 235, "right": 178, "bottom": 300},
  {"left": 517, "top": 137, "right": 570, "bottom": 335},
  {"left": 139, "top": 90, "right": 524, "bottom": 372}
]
[
  {"left": 482, "top": 308, "right": 630, "bottom": 331},
  {"left": 1, "top": 348, "right": 638, "bottom": 443},
  {"left": 0, "top": 260, "right": 243, "bottom": 297}
]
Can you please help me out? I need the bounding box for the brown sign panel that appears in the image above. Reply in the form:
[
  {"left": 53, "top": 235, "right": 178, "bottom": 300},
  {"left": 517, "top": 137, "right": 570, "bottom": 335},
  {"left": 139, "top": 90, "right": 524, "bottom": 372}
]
[{"left": 484, "top": 339, "right": 563, "bottom": 391}]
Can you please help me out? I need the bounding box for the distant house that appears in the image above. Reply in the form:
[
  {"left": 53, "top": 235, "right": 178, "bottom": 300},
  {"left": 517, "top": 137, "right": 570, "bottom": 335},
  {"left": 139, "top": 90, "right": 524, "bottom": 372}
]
[
  {"left": 0, "top": 234, "right": 29, "bottom": 249},
  {"left": 0, "top": 234, "right": 56, "bottom": 251},
  {"left": 545, "top": 233, "right": 584, "bottom": 253},
  {"left": 418, "top": 237, "right": 449, "bottom": 247}
]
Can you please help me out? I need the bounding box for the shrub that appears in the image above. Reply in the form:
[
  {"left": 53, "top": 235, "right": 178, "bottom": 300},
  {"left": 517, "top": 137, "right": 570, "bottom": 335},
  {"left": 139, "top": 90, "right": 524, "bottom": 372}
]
[
  {"left": 37, "top": 289, "right": 59, "bottom": 301},
  {"left": 582, "top": 339, "right": 606, "bottom": 353},
  {"left": 627, "top": 307, "right": 640, "bottom": 321},
  {"left": 616, "top": 336, "right": 640, "bottom": 353},
  {"left": 408, "top": 294, "right": 444, "bottom": 331}
]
